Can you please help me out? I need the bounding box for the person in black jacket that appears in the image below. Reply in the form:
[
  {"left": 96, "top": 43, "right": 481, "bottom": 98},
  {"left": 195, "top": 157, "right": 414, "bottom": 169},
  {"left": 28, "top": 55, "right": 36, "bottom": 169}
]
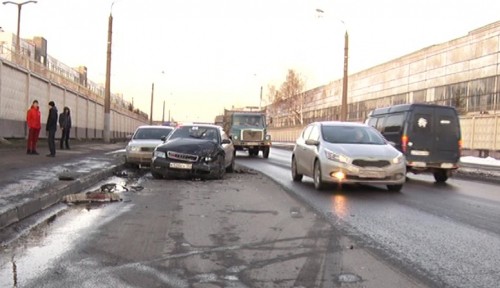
[
  {"left": 59, "top": 107, "right": 72, "bottom": 150},
  {"left": 46, "top": 101, "right": 58, "bottom": 157}
]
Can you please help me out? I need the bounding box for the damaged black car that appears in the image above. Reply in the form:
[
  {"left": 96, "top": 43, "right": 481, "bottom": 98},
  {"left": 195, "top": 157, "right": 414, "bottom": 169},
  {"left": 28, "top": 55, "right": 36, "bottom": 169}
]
[{"left": 151, "top": 124, "right": 235, "bottom": 180}]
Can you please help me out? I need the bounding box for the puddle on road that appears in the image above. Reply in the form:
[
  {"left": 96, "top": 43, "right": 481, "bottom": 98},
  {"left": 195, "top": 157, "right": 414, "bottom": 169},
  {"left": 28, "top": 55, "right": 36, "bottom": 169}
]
[{"left": 0, "top": 171, "right": 147, "bottom": 287}]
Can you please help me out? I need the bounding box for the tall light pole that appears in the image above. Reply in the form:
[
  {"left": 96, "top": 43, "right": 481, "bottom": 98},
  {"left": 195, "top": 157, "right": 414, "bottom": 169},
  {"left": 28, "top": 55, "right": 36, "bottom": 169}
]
[
  {"left": 150, "top": 83, "right": 154, "bottom": 125},
  {"left": 341, "top": 29, "right": 349, "bottom": 121},
  {"left": 103, "top": 3, "right": 114, "bottom": 143},
  {"left": 316, "top": 9, "right": 349, "bottom": 121},
  {"left": 2, "top": 1, "right": 37, "bottom": 56}
]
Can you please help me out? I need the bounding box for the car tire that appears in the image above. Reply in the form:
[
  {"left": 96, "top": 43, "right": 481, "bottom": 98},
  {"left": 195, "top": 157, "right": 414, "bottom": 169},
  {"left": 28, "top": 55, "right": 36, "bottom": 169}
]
[
  {"left": 313, "top": 160, "right": 325, "bottom": 191},
  {"left": 387, "top": 184, "right": 403, "bottom": 192},
  {"left": 151, "top": 171, "right": 163, "bottom": 179},
  {"left": 215, "top": 155, "right": 226, "bottom": 179},
  {"left": 226, "top": 154, "right": 235, "bottom": 173},
  {"left": 433, "top": 169, "right": 448, "bottom": 183},
  {"left": 291, "top": 156, "right": 303, "bottom": 182},
  {"left": 124, "top": 162, "right": 138, "bottom": 169},
  {"left": 263, "top": 147, "right": 270, "bottom": 159}
]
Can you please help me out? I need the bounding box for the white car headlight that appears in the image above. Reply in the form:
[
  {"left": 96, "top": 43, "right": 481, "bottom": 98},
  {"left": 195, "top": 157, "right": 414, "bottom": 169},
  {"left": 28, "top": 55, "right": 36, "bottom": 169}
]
[
  {"left": 154, "top": 150, "right": 166, "bottom": 158},
  {"left": 324, "top": 149, "right": 349, "bottom": 163},
  {"left": 392, "top": 154, "right": 404, "bottom": 164},
  {"left": 127, "top": 146, "right": 140, "bottom": 152},
  {"left": 265, "top": 135, "right": 271, "bottom": 141},
  {"left": 233, "top": 135, "right": 238, "bottom": 140}
]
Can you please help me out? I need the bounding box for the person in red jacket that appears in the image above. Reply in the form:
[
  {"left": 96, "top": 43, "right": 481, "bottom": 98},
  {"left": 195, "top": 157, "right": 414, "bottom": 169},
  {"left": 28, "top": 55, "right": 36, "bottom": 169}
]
[{"left": 26, "top": 100, "right": 41, "bottom": 155}]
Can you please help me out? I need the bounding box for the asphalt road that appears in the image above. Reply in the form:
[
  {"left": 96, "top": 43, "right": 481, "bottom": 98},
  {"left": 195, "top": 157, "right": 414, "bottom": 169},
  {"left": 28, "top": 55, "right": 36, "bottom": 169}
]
[
  {"left": 237, "top": 148, "right": 500, "bottom": 288},
  {"left": 0, "top": 167, "right": 428, "bottom": 288}
]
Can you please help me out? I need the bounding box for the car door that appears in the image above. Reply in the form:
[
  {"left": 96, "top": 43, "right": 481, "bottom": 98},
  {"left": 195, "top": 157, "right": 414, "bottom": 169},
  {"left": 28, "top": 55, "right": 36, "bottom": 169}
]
[
  {"left": 294, "top": 125, "right": 313, "bottom": 175},
  {"left": 303, "top": 124, "right": 321, "bottom": 176}
]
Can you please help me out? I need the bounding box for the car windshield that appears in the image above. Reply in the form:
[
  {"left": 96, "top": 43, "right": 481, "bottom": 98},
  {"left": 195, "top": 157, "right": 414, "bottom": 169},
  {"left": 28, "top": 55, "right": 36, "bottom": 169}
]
[
  {"left": 169, "top": 126, "right": 220, "bottom": 143},
  {"left": 321, "top": 125, "right": 386, "bottom": 145},
  {"left": 233, "top": 115, "right": 265, "bottom": 127},
  {"left": 133, "top": 128, "right": 173, "bottom": 140}
]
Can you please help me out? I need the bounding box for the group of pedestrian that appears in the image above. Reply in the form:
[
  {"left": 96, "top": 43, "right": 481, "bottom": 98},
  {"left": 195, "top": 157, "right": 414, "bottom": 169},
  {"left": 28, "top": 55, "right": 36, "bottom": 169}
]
[{"left": 26, "top": 100, "right": 72, "bottom": 157}]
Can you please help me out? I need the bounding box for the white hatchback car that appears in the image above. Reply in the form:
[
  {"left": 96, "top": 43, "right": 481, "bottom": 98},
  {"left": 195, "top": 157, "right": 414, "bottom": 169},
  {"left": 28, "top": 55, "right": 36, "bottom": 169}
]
[
  {"left": 125, "top": 125, "right": 174, "bottom": 167},
  {"left": 292, "top": 122, "right": 406, "bottom": 191}
]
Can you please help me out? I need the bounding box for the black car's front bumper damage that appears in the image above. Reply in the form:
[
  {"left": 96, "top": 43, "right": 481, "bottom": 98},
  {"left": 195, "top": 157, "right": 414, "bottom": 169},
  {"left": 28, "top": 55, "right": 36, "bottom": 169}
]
[{"left": 151, "top": 157, "right": 221, "bottom": 179}]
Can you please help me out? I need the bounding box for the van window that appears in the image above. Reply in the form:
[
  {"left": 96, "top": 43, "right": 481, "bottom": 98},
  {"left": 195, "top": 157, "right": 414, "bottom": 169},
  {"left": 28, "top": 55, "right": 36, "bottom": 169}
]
[{"left": 384, "top": 114, "right": 405, "bottom": 133}]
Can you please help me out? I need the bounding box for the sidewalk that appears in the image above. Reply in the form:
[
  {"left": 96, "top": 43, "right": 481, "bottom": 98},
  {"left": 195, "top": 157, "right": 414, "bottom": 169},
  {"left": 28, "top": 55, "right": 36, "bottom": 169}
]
[{"left": 0, "top": 139, "right": 127, "bottom": 230}]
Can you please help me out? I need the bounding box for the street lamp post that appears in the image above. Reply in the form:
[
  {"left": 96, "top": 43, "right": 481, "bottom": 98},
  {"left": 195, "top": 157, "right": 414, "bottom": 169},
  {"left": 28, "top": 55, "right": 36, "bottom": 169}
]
[
  {"left": 316, "top": 9, "right": 349, "bottom": 121},
  {"left": 150, "top": 83, "right": 154, "bottom": 125},
  {"left": 2, "top": 1, "right": 37, "bottom": 57},
  {"left": 103, "top": 5, "right": 113, "bottom": 143},
  {"left": 341, "top": 30, "right": 349, "bottom": 121}
]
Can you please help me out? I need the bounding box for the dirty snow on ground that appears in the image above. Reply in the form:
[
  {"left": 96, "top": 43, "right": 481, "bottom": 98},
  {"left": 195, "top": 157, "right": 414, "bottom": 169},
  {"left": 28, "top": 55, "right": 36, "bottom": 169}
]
[{"left": 460, "top": 156, "right": 500, "bottom": 167}]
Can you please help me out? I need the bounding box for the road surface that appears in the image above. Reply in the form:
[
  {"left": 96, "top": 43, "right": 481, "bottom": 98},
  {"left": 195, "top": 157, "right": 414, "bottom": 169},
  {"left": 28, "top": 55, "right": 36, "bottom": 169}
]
[{"left": 237, "top": 148, "right": 500, "bottom": 288}]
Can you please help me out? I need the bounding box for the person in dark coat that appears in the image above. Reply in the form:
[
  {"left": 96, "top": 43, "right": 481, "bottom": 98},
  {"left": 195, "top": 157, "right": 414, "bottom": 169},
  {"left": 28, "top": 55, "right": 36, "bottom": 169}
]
[
  {"left": 59, "top": 107, "right": 72, "bottom": 149},
  {"left": 26, "top": 100, "right": 41, "bottom": 155},
  {"left": 46, "top": 101, "right": 58, "bottom": 157}
]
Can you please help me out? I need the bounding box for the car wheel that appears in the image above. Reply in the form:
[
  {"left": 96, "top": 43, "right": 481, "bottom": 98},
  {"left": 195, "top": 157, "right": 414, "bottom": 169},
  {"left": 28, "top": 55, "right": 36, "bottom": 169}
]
[
  {"left": 214, "top": 155, "right": 226, "bottom": 179},
  {"left": 291, "top": 156, "right": 303, "bottom": 182},
  {"left": 433, "top": 169, "right": 448, "bottom": 183},
  {"left": 151, "top": 171, "right": 163, "bottom": 179},
  {"left": 124, "top": 161, "right": 138, "bottom": 169},
  {"left": 387, "top": 184, "right": 403, "bottom": 192},
  {"left": 313, "top": 160, "right": 325, "bottom": 191},
  {"left": 226, "top": 153, "right": 235, "bottom": 173},
  {"left": 263, "top": 147, "right": 270, "bottom": 159}
]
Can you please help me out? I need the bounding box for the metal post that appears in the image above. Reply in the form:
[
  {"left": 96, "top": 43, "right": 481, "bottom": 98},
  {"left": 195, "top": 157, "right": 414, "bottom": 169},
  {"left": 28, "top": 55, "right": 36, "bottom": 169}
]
[
  {"left": 2, "top": 1, "right": 38, "bottom": 60},
  {"left": 16, "top": 4, "right": 21, "bottom": 55},
  {"left": 162, "top": 100, "right": 165, "bottom": 124},
  {"left": 103, "top": 12, "right": 113, "bottom": 143},
  {"left": 259, "top": 85, "right": 263, "bottom": 110},
  {"left": 150, "top": 83, "right": 154, "bottom": 125},
  {"left": 341, "top": 31, "right": 349, "bottom": 121}
]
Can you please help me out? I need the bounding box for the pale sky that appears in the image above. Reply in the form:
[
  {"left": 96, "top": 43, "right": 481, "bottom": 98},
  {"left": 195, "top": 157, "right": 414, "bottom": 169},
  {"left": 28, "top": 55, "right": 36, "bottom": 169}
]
[{"left": 1, "top": 0, "right": 500, "bottom": 122}]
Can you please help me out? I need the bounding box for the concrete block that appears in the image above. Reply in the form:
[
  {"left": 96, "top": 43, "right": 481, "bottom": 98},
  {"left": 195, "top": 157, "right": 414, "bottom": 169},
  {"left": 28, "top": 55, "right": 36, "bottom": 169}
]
[{"left": 17, "top": 198, "right": 42, "bottom": 220}]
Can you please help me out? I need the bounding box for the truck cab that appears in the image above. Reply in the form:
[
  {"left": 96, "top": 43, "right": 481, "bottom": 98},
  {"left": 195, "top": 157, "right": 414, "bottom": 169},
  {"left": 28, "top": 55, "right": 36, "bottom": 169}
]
[{"left": 223, "top": 110, "right": 272, "bottom": 158}]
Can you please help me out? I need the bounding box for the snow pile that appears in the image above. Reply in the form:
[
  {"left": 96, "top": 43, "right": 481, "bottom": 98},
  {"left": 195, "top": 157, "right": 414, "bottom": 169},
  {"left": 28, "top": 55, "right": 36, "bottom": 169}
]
[{"left": 460, "top": 156, "right": 500, "bottom": 167}]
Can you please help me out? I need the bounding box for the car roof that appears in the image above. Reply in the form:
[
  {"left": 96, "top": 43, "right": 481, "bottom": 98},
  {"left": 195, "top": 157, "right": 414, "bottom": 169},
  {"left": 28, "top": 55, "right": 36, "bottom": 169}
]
[
  {"left": 314, "top": 121, "right": 368, "bottom": 127},
  {"left": 136, "top": 125, "right": 173, "bottom": 129},
  {"left": 177, "top": 124, "right": 221, "bottom": 129}
]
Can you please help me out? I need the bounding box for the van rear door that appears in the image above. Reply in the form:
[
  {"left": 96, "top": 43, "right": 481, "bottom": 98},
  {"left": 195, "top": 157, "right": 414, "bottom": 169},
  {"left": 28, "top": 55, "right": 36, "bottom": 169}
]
[{"left": 408, "top": 106, "right": 460, "bottom": 165}]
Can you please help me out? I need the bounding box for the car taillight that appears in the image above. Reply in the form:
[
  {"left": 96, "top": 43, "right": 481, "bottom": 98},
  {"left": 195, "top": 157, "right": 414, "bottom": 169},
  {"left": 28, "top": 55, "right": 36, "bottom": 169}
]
[
  {"left": 401, "top": 135, "right": 408, "bottom": 153},
  {"left": 458, "top": 139, "right": 463, "bottom": 156}
]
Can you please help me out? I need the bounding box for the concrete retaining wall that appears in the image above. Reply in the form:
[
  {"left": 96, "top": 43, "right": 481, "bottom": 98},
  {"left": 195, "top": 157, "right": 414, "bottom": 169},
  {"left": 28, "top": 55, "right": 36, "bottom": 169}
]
[{"left": 0, "top": 60, "right": 147, "bottom": 139}]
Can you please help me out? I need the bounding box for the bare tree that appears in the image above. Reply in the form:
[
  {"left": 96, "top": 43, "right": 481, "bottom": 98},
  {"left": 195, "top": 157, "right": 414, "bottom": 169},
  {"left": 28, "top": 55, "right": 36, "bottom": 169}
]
[{"left": 280, "top": 69, "right": 305, "bottom": 126}]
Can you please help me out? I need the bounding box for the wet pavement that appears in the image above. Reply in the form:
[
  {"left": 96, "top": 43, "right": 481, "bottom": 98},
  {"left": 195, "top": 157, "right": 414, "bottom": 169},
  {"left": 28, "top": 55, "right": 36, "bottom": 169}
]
[
  {"left": 238, "top": 148, "right": 500, "bottom": 288},
  {"left": 0, "top": 143, "right": 126, "bottom": 229},
  {"left": 0, "top": 167, "right": 426, "bottom": 288}
]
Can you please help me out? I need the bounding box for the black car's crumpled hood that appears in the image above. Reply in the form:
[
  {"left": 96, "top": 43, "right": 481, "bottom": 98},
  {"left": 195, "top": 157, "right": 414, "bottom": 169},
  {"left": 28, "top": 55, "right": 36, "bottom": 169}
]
[{"left": 157, "top": 138, "right": 221, "bottom": 156}]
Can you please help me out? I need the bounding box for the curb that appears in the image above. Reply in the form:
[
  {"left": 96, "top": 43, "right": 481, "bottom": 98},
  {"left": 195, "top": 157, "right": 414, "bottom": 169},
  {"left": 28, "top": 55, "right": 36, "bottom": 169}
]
[{"left": 0, "top": 161, "right": 124, "bottom": 230}]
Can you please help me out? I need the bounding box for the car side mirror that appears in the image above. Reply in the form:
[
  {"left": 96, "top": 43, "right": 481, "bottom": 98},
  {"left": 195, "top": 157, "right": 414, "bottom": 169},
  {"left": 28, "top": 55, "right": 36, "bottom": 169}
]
[
  {"left": 305, "top": 139, "right": 320, "bottom": 146},
  {"left": 161, "top": 136, "right": 167, "bottom": 142},
  {"left": 126, "top": 134, "right": 133, "bottom": 140},
  {"left": 221, "top": 139, "right": 231, "bottom": 145},
  {"left": 388, "top": 141, "right": 396, "bottom": 147}
]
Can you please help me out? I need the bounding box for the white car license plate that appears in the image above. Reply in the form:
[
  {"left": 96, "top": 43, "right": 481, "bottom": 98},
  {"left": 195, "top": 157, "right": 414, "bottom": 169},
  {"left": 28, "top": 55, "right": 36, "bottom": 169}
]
[
  {"left": 359, "top": 170, "right": 385, "bottom": 179},
  {"left": 441, "top": 163, "right": 454, "bottom": 169},
  {"left": 169, "top": 162, "right": 192, "bottom": 170},
  {"left": 246, "top": 142, "right": 259, "bottom": 146}
]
